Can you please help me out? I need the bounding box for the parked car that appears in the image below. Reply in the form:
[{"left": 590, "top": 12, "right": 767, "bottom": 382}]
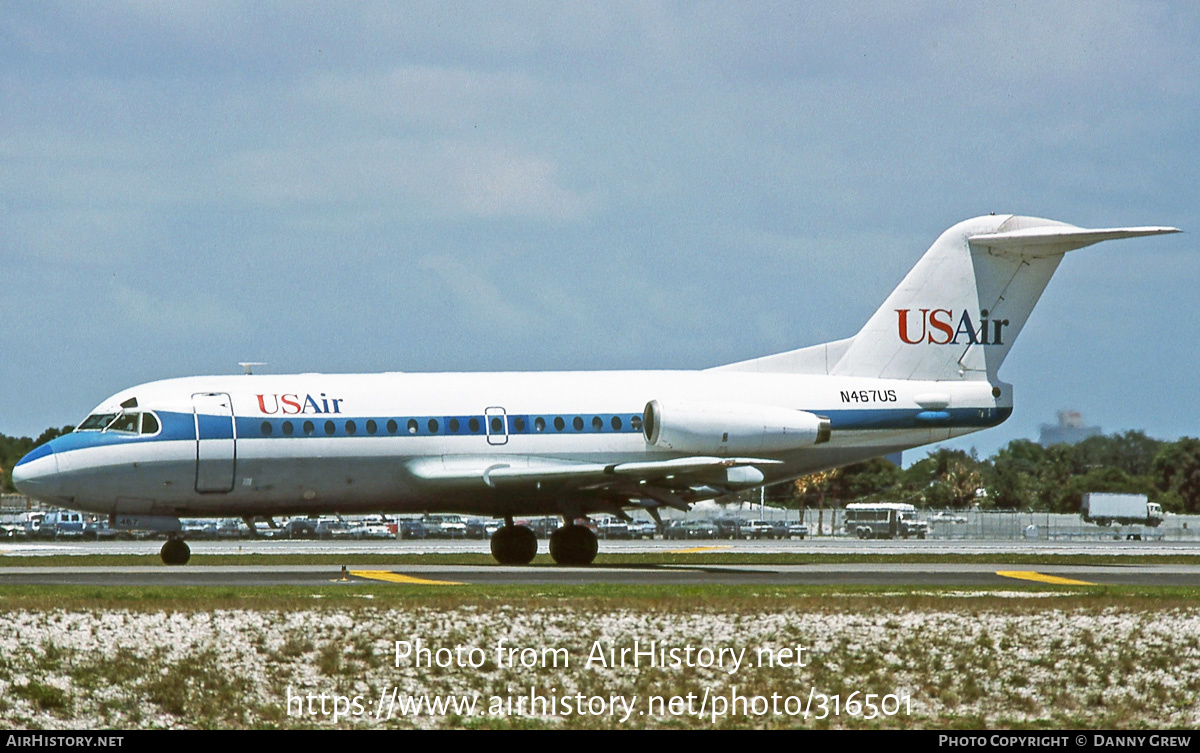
[
  {"left": 713, "top": 518, "right": 743, "bottom": 539},
  {"left": 216, "top": 519, "right": 245, "bottom": 539},
  {"left": 183, "top": 519, "right": 219, "bottom": 540},
  {"left": 742, "top": 520, "right": 783, "bottom": 539},
  {"left": 351, "top": 522, "right": 394, "bottom": 540},
  {"left": 396, "top": 520, "right": 427, "bottom": 539},
  {"left": 786, "top": 522, "right": 809, "bottom": 539},
  {"left": 280, "top": 518, "right": 318, "bottom": 539},
  {"left": 664, "top": 520, "right": 718, "bottom": 540},
  {"left": 422, "top": 515, "right": 467, "bottom": 538},
  {"left": 627, "top": 519, "right": 658, "bottom": 539},
  {"left": 84, "top": 517, "right": 120, "bottom": 541},
  {"left": 465, "top": 518, "right": 502, "bottom": 539},
  {"left": 40, "top": 510, "right": 86, "bottom": 539},
  {"left": 0, "top": 514, "right": 31, "bottom": 539},
  {"left": 316, "top": 519, "right": 355, "bottom": 540},
  {"left": 595, "top": 517, "right": 631, "bottom": 539},
  {"left": 518, "top": 517, "right": 562, "bottom": 538},
  {"left": 929, "top": 511, "right": 968, "bottom": 525}
]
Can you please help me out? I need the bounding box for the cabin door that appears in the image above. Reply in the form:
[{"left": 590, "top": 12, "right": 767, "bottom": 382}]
[{"left": 193, "top": 392, "right": 236, "bottom": 493}]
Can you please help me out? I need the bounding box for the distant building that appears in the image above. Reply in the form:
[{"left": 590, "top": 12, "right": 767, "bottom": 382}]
[{"left": 1038, "top": 410, "right": 1101, "bottom": 447}]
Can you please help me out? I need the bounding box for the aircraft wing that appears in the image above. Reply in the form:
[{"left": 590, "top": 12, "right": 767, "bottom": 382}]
[{"left": 405, "top": 455, "right": 781, "bottom": 511}]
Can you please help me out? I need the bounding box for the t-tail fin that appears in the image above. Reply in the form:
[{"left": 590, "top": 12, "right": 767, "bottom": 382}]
[{"left": 717, "top": 215, "right": 1179, "bottom": 380}]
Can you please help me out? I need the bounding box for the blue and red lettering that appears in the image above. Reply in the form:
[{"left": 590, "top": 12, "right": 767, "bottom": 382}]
[
  {"left": 896, "top": 308, "right": 1008, "bottom": 345},
  {"left": 256, "top": 393, "right": 344, "bottom": 414}
]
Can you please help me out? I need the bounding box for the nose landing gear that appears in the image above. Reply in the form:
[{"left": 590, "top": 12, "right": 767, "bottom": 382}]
[{"left": 160, "top": 536, "right": 190, "bottom": 566}]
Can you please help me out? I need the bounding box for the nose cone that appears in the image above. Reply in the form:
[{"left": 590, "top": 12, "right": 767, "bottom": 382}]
[{"left": 12, "top": 442, "right": 62, "bottom": 502}]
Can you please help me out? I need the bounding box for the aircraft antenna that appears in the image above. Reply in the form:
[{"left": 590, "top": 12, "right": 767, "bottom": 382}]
[{"left": 239, "top": 362, "right": 267, "bottom": 375}]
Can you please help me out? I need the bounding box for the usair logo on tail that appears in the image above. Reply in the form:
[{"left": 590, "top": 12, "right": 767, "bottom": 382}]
[{"left": 896, "top": 308, "right": 1010, "bottom": 346}]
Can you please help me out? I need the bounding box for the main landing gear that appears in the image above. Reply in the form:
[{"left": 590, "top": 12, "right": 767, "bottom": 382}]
[
  {"left": 160, "top": 535, "right": 190, "bottom": 566},
  {"left": 490, "top": 519, "right": 538, "bottom": 565},
  {"left": 488, "top": 518, "right": 600, "bottom": 566},
  {"left": 549, "top": 524, "right": 598, "bottom": 566}
]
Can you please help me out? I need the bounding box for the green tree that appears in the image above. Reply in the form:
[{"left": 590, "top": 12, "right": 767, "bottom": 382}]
[
  {"left": 903, "top": 449, "right": 988, "bottom": 508},
  {"left": 987, "top": 440, "right": 1044, "bottom": 509},
  {"left": 793, "top": 469, "right": 841, "bottom": 535},
  {"left": 834, "top": 458, "right": 903, "bottom": 504},
  {"left": 1070, "top": 431, "right": 1164, "bottom": 477},
  {"left": 1153, "top": 438, "right": 1200, "bottom": 513}
]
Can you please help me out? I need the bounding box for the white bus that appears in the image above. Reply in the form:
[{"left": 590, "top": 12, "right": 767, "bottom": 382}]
[{"left": 844, "top": 503, "right": 929, "bottom": 540}]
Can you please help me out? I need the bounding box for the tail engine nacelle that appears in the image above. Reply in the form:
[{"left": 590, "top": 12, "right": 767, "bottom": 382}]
[{"left": 642, "top": 400, "right": 831, "bottom": 455}]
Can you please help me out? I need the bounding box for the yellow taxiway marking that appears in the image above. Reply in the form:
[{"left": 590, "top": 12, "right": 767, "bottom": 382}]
[
  {"left": 996, "top": 570, "right": 1096, "bottom": 586},
  {"left": 350, "top": 570, "right": 465, "bottom": 586},
  {"left": 667, "top": 546, "right": 734, "bottom": 554}
]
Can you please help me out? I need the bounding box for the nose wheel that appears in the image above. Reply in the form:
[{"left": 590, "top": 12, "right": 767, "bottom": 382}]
[{"left": 160, "top": 537, "right": 191, "bottom": 566}]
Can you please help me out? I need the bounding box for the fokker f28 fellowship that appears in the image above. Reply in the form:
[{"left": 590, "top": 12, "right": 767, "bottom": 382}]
[{"left": 13, "top": 215, "right": 1179, "bottom": 565}]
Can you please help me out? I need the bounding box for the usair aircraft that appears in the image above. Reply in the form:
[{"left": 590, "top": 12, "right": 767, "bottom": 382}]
[{"left": 13, "top": 215, "right": 1179, "bottom": 566}]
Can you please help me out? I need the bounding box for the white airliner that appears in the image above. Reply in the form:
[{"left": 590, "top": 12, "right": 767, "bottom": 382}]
[{"left": 13, "top": 214, "right": 1179, "bottom": 566}]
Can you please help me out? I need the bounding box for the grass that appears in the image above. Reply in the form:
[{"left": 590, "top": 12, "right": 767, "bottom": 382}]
[
  {"left": 0, "top": 582, "right": 1198, "bottom": 611},
  {"left": 3, "top": 551, "right": 1200, "bottom": 567}
]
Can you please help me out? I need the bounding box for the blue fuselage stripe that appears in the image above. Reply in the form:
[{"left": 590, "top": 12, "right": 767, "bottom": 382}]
[{"left": 32, "top": 405, "right": 1010, "bottom": 458}]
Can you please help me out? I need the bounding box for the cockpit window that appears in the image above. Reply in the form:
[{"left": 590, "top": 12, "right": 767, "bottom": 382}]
[
  {"left": 76, "top": 410, "right": 160, "bottom": 435},
  {"left": 78, "top": 413, "right": 118, "bottom": 431},
  {"left": 107, "top": 413, "right": 140, "bottom": 433},
  {"left": 141, "top": 412, "right": 160, "bottom": 435}
]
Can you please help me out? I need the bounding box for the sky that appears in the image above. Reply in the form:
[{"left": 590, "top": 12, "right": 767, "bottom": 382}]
[{"left": 3, "top": 1, "right": 1197, "bottom": 462}]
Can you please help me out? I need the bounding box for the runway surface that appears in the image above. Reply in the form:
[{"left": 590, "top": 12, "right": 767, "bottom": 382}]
[
  {"left": 0, "top": 562, "right": 1196, "bottom": 587},
  {"left": 0, "top": 538, "right": 1198, "bottom": 587}
]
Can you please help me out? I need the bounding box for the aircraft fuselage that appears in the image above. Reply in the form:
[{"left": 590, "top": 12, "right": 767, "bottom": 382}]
[{"left": 14, "top": 369, "right": 1008, "bottom": 518}]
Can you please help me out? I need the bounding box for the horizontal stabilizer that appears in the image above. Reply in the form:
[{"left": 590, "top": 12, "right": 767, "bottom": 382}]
[{"left": 969, "top": 225, "right": 1180, "bottom": 257}]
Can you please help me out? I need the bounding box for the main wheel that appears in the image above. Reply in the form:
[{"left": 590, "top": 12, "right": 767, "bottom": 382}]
[
  {"left": 490, "top": 525, "right": 538, "bottom": 565},
  {"left": 160, "top": 538, "right": 191, "bottom": 566},
  {"left": 549, "top": 524, "right": 598, "bottom": 566}
]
